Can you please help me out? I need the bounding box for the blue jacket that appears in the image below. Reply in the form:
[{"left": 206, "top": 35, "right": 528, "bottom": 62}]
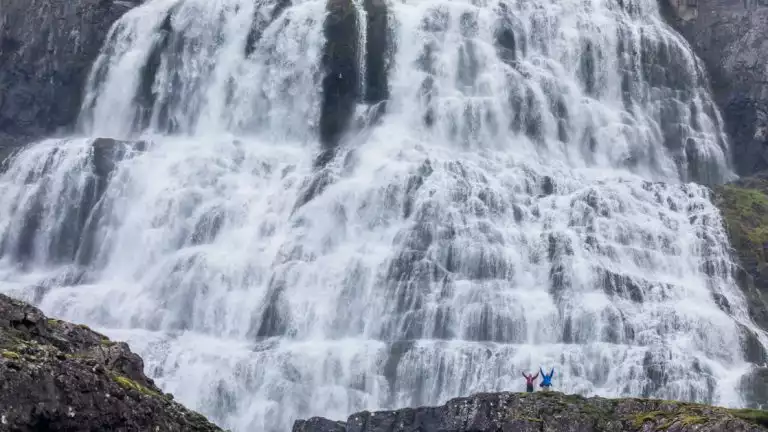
[{"left": 540, "top": 367, "right": 554, "bottom": 387}]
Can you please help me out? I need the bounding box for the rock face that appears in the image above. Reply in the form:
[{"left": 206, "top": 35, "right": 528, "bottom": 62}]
[
  {"left": 0, "top": 0, "right": 139, "bottom": 148},
  {"left": 712, "top": 173, "right": 768, "bottom": 332},
  {"left": 0, "top": 293, "right": 224, "bottom": 432},
  {"left": 711, "top": 174, "right": 768, "bottom": 408},
  {"left": 660, "top": 0, "right": 768, "bottom": 176},
  {"left": 293, "top": 391, "right": 768, "bottom": 432}
]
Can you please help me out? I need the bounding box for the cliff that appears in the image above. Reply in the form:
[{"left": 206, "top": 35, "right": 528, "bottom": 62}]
[
  {"left": 660, "top": 0, "right": 768, "bottom": 177},
  {"left": 0, "top": 293, "right": 224, "bottom": 432},
  {"left": 712, "top": 174, "right": 768, "bottom": 408},
  {"left": 293, "top": 391, "right": 768, "bottom": 432},
  {"left": 0, "top": 0, "right": 139, "bottom": 149}
]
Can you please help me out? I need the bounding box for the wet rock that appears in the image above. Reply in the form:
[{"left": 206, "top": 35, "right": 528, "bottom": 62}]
[
  {"left": 0, "top": 293, "right": 224, "bottom": 431},
  {"left": 740, "top": 324, "right": 768, "bottom": 364},
  {"left": 363, "top": 0, "right": 390, "bottom": 105},
  {"left": 0, "top": 0, "right": 140, "bottom": 146},
  {"left": 293, "top": 391, "right": 768, "bottom": 431},
  {"left": 661, "top": 0, "right": 768, "bottom": 177},
  {"left": 319, "top": 0, "right": 361, "bottom": 154},
  {"left": 741, "top": 367, "right": 768, "bottom": 409},
  {"left": 91, "top": 137, "right": 147, "bottom": 179}
]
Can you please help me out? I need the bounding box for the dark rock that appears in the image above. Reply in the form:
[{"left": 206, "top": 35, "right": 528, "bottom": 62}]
[
  {"left": 661, "top": 0, "right": 768, "bottom": 177},
  {"left": 293, "top": 418, "right": 347, "bottom": 432},
  {"left": 363, "top": 0, "right": 390, "bottom": 105},
  {"left": 319, "top": 0, "right": 361, "bottom": 154},
  {"left": 91, "top": 137, "right": 147, "bottom": 179},
  {"left": 740, "top": 324, "right": 768, "bottom": 364},
  {"left": 741, "top": 367, "right": 768, "bottom": 410},
  {"left": 0, "top": 293, "right": 224, "bottom": 432},
  {"left": 0, "top": 0, "right": 140, "bottom": 146},
  {"left": 293, "top": 391, "right": 768, "bottom": 432}
]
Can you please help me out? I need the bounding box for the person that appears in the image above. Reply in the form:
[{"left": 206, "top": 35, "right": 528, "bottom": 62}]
[
  {"left": 539, "top": 367, "right": 554, "bottom": 391},
  {"left": 522, "top": 371, "right": 539, "bottom": 393}
]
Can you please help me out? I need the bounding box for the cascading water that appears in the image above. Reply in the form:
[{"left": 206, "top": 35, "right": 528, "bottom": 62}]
[{"left": 0, "top": 0, "right": 766, "bottom": 430}]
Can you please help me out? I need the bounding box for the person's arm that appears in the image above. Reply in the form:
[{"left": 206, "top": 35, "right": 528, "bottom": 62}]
[
  {"left": 540, "top": 367, "right": 544, "bottom": 377},
  {"left": 550, "top": 367, "right": 555, "bottom": 377},
  {"left": 522, "top": 372, "right": 527, "bottom": 378},
  {"left": 533, "top": 372, "right": 539, "bottom": 379}
]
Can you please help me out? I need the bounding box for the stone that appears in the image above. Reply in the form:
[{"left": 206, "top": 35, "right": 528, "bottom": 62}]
[
  {"left": 0, "top": 293, "right": 224, "bottom": 432},
  {"left": 293, "top": 391, "right": 768, "bottom": 432}
]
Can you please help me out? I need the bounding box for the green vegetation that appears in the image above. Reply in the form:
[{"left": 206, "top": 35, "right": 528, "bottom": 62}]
[
  {"left": 112, "top": 374, "right": 160, "bottom": 398},
  {"left": 1, "top": 350, "right": 21, "bottom": 360},
  {"left": 631, "top": 411, "right": 666, "bottom": 428},
  {"left": 728, "top": 408, "right": 768, "bottom": 427},
  {"left": 718, "top": 184, "right": 768, "bottom": 259},
  {"left": 100, "top": 338, "right": 115, "bottom": 346}
]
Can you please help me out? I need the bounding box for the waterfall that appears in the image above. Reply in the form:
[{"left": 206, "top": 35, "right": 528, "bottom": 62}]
[{"left": 0, "top": 0, "right": 764, "bottom": 430}]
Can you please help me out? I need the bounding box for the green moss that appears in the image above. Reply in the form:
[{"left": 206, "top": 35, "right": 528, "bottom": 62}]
[
  {"left": 47, "top": 319, "right": 59, "bottom": 325},
  {"left": 100, "top": 338, "right": 115, "bottom": 346},
  {"left": 718, "top": 185, "right": 768, "bottom": 259},
  {"left": 112, "top": 374, "right": 160, "bottom": 397},
  {"left": 728, "top": 408, "right": 768, "bottom": 427},
  {"left": 631, "top": 411, "right": 667, "bottom": 428},
  {"left": 680, "top": 415, "right": 707, "bottom": 425},
  {"left": 1, "top": 350, "right": 21, "bottom": 360}
]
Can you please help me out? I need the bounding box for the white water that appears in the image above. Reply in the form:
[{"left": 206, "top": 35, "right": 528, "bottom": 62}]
[{"left": 0, "top": 0, "right": 765, "bottom": 430}]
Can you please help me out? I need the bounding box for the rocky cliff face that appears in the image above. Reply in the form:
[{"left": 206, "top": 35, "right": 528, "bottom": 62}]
[
  {"left": 661, "top": 0, "right": 768, "bottom": 176},
  {"left": 0, "top": 293, "right": 224, "bottom": 432},
  {"left": 0, "top": 0, "right": 139, "bottom": 149},
  {"left": 293, "top": 391, "right": 768, "bottom": 432},
  {"left": 712, "top": 174, "right": 768, "bottom": 409}
]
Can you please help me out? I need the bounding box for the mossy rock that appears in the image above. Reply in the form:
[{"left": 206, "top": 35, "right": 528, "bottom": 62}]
[
  {"left": 112, "top": 374, "right": 161, "bottom": 398},
  {"left": 1, "top": 350, "right": 21, "bottom": 360},
  {"left": 729, "top": 408, "right": 768, "bottom": 427}
]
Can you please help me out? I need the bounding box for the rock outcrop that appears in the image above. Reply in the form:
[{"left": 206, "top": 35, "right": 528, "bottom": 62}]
[
  {"left": 660, "top": 0, "right": 768, "bottom": 176},
  {"left": 0, "top": 293, "right": 224, "bottom": 432},
  {"left": 293, "top": 391, "right": 768, "bottom": 432},
  {"left": 0, "top": 0, "right": 139, "bottom": 148}
]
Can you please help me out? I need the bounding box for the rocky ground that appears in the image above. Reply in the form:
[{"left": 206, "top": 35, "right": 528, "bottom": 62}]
[
  {"left": 0, "top": 293, "right": 224, "bottom": 432},
  {"left": 293, "top": 391, "right": 768, "bottom": 432}
]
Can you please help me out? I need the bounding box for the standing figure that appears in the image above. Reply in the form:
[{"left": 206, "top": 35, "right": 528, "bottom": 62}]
[
  {"left": 522, "top": 371, "right": 539, "bottom": 392},
  {"left": 539, "top": 367, "right": 554, "bottom": 391}
]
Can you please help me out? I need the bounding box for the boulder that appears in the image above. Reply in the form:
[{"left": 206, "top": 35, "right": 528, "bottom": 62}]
[{"left": 0, "top": 293, "right": 224, "bottom": 431}]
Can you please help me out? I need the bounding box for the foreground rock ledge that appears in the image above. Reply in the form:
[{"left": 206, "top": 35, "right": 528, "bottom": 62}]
[
  {"left": 0, "top": 293, "right": 224, "bottom": 432},
  {"left": 294, "top": 391, "right": 768, "bottom": 432}
]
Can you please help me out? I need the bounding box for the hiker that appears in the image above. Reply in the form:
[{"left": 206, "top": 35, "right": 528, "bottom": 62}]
[
  {"left": 539, "top": 367, "right": 554, "bottom": 391},
  {"left": 522, "top": 371, "right": 539, "bottom": 392}
]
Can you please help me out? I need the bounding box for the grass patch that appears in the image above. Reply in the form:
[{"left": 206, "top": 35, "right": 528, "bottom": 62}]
[
  {"left": 112, "top": 374, "right": 160, "bottom": 398},
  {"left": 728, "top": 408, "right": 768, "bottom": 427},
  {"left": 1, "top": 350, "right": 21, "bottom": 360},
  {"left": 100, "top": 339, "right": 115, "bottom": 346},
  {"left": 680, "top": 415, "right": 707, "bottom": 425}
]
